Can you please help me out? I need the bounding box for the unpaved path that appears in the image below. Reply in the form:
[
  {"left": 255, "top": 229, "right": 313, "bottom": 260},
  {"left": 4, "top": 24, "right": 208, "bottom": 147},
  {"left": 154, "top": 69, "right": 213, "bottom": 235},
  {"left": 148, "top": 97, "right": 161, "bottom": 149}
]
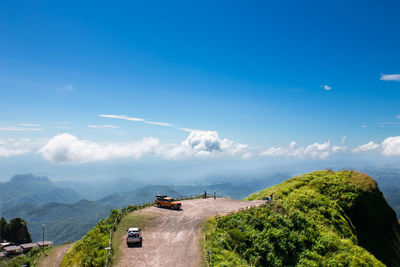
[
  {"left": 115, "top": 198, "right": 264, "bottom": 267},
  {"left": 38, "top": 243, "right": 73, "bottom": 267}
]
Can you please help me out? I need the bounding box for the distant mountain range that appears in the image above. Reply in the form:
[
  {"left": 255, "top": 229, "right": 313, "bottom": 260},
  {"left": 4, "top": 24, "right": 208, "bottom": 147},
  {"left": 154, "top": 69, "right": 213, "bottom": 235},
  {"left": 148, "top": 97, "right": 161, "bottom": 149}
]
[{"left": 0, "top": 174, "right": 81, "bottom": 212}]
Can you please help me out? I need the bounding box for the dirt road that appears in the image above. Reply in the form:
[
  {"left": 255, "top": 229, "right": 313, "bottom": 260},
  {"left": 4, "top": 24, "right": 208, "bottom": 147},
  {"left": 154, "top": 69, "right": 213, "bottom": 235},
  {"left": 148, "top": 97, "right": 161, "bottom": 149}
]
[
  {"left": 38, "top": 243, "right": 73, "bottom": 267},
  {"left": 115, "top": 198, "right": 264, "bottom": 267}
]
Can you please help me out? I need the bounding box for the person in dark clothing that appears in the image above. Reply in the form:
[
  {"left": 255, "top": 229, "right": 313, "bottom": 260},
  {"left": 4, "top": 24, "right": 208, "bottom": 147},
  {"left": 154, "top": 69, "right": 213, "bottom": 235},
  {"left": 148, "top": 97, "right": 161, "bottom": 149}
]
[
  {"left": 213, "top": 192, "right": 216, "bottom": 199},
  {"left": 204, "top": 191, "right": 207, "bottom": 198}
]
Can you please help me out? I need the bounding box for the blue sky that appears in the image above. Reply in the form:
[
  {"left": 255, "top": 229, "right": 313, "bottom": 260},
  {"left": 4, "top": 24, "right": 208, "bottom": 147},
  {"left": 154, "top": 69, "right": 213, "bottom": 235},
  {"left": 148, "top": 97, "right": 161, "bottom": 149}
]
[{"left": 0, "top": 1, "right": 399, "bottom": 177}]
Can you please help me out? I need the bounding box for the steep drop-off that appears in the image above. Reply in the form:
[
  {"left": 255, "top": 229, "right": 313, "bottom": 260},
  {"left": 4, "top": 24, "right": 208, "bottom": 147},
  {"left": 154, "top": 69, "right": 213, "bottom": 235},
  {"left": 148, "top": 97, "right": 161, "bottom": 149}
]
[{"left": 204, "top": 170, "right": 400, "bottom": 266}]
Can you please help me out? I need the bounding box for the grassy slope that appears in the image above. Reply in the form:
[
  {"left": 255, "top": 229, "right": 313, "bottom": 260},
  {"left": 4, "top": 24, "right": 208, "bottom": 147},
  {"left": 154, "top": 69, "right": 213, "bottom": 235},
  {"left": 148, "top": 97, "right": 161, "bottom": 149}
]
[{"left": 204, "top": 170, "right": 400, "bottom": 266}]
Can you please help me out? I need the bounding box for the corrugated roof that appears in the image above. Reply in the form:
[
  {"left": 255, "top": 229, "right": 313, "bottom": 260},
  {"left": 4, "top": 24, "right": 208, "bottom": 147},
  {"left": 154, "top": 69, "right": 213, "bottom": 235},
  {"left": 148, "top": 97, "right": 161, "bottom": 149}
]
[
  {"left": 20, "top": 243, "right": 39, "bottom": 249},
  {"left": 3, "top": 245, "right": 22, "bottom": 252}
]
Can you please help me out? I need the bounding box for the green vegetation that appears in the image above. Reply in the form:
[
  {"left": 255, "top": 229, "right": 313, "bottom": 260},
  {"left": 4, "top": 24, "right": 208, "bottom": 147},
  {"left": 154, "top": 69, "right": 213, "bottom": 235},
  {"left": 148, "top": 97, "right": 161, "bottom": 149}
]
[
  {"left": 61, "top": 204, "right": 151, "bottom": 267},
  {"left": 0, "top": 246, "right": 50, "bottom": 267},
  {"left": 111, "top": 212, "right": 157, "bottom": 263},
  {"left": 0, "top": 217, "right": 31, "bottom": 244},
  {"left": 204, "top": 170, "right": 400, "bottom": 266}
]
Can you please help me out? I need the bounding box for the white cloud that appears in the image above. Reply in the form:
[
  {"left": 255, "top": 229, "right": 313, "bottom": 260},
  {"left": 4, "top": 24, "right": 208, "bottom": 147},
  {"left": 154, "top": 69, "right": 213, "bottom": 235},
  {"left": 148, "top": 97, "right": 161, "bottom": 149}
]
[
  {"left": 39, "top": 130, "right": 250, "bottom": 163},
  {"left": 88, "top": 125, "right": 119, "bottom": 129},
  {"left": 145, "top": 121, "right": 173, "bottom": 127},
  {"left": 397, "top": 114, "right": 400, "bottom": 119},
  {"left": 0, "top": 138, "right": 45, "bottom": 157},
  {"left": 0, "top": 126, "right": 42, "bottom": 131},
  {"left": 260, "top": 141, "right": 346, "bottom": 159},
  {"left": 381, "top": 136, "right": 400, "bottom": 156},
  {"left": 362, "top": 125, "right": 367, "bottom": 128},
  {"left": 322, "top": 85, "right": 332, "bottom": 91},
  {"left": 19, "top": 123, "right": 41, "bottom": 127},
  {"left": 380, "top": 74, "right": 400, "bottom": 81},
  {"left": 98, "top": 114, "right": 145, "bottom": 122},
  {"left": 99, "top": 114, "right": 175, "bottom": 128},
  {"left": 353, "top": 141, "right": 380, "bottom": 152},
  {"left": 158, "top": 130, "right": 249, "bottom": 159},
  {"left": 40, "top": 133, "right": 159, "bottom": 164}
]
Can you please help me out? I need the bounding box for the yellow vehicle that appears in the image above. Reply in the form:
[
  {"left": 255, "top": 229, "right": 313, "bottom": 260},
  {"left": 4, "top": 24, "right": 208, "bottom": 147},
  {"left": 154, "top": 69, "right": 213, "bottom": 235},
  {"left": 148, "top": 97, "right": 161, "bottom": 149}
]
[{"left": 155, "top": 195, "right": 182, "bottom": 210}]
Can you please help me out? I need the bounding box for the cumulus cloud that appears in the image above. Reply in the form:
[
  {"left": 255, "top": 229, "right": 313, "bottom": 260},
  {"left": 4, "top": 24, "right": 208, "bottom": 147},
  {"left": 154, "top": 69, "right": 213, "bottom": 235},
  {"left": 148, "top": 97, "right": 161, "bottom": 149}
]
[
  {"left": 40, "top": 133, "right": 159, "bottom": 164},
  {"left": 39, "top": 131, "right": 250, "bottom": 163},
  {"left": 381, "top": 136, "right": 400, "bottom": 156},
  {"left": 158, "top": 130, "right": 249, "bottom": 159},
  {"left": 380, "top": 74, "right": 400, "bottom": 81},
  {"left": 322, "top": 85, "right": 332, "bottom": 91},
  {"left": 88, "top": 125, "right": 119, "bottom": 129},
  {"left": 260, "top": 141, "right": 346, "bottom": 159},
  {"left": 353, "top": 141, "right": 380, "bottom": 152}
]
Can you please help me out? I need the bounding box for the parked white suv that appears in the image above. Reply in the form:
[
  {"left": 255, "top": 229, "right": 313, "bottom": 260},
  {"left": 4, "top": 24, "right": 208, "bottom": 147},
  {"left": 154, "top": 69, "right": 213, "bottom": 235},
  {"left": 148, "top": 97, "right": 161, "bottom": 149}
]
[{"left": 126, "top": 227, "right": 142, "bottom": 246}]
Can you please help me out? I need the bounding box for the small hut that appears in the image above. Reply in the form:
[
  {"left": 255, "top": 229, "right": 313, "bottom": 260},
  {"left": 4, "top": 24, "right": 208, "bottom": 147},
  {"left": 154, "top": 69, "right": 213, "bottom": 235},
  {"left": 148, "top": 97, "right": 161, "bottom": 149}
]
[
  {"left": 20, "top": 242, "right": 39, "bottom": 252},
  {"left": 3, "top": 245, "right": 23, "bottom": 256},
  {"left": 36, "top": 241, "right": 53, "bottom": 248}
]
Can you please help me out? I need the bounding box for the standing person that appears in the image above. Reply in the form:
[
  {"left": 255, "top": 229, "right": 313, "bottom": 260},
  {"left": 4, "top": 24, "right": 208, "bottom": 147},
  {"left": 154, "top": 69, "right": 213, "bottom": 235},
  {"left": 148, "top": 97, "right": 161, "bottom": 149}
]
[
  {"left": 204, "top": 190, "right": 207, "bottom": 199},
  {"left": 213, "top": 192, "right": 216, "bottom": 199}
]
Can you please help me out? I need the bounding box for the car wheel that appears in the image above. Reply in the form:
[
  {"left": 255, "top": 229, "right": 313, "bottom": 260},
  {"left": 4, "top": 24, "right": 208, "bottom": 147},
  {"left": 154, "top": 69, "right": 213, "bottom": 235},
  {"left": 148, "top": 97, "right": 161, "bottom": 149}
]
[
  {"left": 139, "top": 237, "right": 143, "bottom": 247},
  {"left": 157, "top": 203, "right": 161, "bottom": 208},
  {"left": 170, "top": 205, "right": 175, "bottom": 210}
]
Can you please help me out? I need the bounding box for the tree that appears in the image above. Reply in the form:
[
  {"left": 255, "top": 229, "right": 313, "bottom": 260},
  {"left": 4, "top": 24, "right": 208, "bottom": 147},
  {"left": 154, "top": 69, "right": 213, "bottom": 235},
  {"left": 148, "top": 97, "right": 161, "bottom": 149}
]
[
  {"left": 0, "top": 217, "right": 9, "bottom": 241},
  {"left": 9, "top": 218, "right": 32, "bottom": 244}
]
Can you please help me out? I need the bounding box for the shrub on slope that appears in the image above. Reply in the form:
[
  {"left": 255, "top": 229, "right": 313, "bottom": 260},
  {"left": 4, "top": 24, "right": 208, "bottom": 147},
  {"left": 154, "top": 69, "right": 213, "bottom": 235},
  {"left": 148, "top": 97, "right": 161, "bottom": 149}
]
[{"left": 204, "top": 170, "right": 400, "bottom": 266}]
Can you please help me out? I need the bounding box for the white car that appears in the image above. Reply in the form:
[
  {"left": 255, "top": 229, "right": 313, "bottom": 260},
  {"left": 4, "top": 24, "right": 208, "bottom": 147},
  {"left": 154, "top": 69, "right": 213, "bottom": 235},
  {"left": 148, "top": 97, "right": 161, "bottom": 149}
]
[{"left": 126, "top": 227, "right": 142, "bottom": 246}]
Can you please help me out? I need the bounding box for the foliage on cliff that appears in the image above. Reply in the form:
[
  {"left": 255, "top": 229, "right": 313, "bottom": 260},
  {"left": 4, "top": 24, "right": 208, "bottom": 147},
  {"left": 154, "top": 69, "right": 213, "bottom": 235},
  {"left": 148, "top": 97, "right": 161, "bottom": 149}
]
[{"left": 204, "top": 170, "right": 400, "bottom": 266}]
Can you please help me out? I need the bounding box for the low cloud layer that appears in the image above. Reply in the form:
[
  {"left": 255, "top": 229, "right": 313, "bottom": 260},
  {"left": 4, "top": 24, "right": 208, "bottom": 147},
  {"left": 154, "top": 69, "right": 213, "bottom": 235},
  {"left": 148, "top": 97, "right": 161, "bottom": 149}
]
[
  {"left": 260, "top": 141, "right": 346, "bottom": 159},
  {"left": 0, "top": 138, "right": 43, "bottom": 157},
  {"left": 353, "top": 141, "right": 380, "bottom": 152},
  {"left": 6, "top": 131, "right": 400, "bottom": 163},
  {"left": 40, "top": 133, "right": 159, "bottom": 164},
  {"left": 39, "top": 131, "right": 250, "bottom": 163}
]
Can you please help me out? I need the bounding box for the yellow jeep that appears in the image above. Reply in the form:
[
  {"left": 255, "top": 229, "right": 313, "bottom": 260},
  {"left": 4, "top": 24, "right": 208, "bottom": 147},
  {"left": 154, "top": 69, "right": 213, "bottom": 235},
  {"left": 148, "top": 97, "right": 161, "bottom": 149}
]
[{"left": 155, "top": 195, "right": 182, "bottom": 210}]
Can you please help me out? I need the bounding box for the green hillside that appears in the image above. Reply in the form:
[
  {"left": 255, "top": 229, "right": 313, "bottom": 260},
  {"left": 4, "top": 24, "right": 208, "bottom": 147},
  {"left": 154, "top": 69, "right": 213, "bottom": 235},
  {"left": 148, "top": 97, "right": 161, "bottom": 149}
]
[{"left": 204, "top": 170, "right": 400, "bottom": 266}]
